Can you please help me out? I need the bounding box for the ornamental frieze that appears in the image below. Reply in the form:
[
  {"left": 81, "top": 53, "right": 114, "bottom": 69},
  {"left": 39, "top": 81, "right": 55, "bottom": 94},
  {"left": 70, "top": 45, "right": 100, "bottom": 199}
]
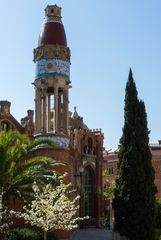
[{"left": 34, "top": 45, "right": 70, "bottom": 62}]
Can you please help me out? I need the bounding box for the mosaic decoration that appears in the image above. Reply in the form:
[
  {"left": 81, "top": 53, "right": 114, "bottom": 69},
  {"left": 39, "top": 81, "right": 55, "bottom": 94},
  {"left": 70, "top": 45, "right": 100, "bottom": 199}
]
[
  {"left": 35, "top": 58, "right": 70, "bottom": 80},
  {"left": 35, "top": 133, "right": 70, "bottom": 148}
]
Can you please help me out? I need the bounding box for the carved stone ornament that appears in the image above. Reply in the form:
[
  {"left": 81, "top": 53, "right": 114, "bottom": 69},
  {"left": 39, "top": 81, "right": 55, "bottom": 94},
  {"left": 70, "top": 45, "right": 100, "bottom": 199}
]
[{"left": 34, "top": 45, "right": 70, "bottom": 62}]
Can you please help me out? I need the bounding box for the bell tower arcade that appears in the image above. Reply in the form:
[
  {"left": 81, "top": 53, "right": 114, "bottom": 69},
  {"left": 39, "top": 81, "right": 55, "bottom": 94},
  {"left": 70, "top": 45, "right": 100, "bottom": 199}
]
[{"left": 33, "top": 5, "right": 71, "bottom": 135}]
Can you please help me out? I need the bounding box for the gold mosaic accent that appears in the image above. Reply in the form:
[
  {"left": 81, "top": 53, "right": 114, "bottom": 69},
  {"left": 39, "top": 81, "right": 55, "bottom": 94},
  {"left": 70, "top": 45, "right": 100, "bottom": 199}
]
[{"left": 46, "top": 62, "right": 53, "bottom": 69}]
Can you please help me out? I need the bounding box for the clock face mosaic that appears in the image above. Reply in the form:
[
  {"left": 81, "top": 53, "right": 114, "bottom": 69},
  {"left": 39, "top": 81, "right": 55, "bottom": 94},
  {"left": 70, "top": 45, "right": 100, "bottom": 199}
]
[{"left": 35, "top": 58, "right": 70, "bottom": 80}]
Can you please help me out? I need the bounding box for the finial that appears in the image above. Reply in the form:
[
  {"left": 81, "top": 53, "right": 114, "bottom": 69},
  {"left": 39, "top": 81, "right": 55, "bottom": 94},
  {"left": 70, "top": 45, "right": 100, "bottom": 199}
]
[
  {"left": 45, "top": 5, "right": 62, "bottom": 22},
  {"left": 71, "top": 106, "right": 79, "bottom": 119}
]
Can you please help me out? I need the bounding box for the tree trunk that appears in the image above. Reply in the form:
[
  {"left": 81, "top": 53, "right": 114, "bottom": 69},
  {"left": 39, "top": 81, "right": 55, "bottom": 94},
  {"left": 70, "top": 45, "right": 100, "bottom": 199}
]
[{"left": 44, "top": 231, "right": 47, "bottom": 240}]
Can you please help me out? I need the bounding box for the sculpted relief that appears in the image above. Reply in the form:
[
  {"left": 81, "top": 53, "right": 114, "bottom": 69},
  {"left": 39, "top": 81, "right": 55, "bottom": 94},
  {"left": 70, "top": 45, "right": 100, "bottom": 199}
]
[{"left": 34, "top": 45, "right": 70, "bottom": 61}]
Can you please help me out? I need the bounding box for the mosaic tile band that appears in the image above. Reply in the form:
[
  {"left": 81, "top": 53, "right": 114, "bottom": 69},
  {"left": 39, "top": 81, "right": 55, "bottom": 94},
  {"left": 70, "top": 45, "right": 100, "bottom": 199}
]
[{"left": 35, "top": 58, "right": 70, "bottom": 80}]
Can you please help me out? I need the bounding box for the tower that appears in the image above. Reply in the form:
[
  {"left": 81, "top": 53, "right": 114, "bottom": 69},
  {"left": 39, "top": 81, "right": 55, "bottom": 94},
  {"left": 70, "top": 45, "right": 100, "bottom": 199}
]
[
  {"left": 33, "top": 5, "right": 71, "bottom": 135},
  {"left": 32, "top": 5, "right": 104, "bottom": 229}
]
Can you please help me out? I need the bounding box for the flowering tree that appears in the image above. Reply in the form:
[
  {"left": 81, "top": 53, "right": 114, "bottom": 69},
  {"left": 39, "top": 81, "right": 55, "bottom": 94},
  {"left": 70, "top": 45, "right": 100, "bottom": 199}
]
[
  {"left": 14, "top": 174, "right": 87, "bottom": 240},
  {"left": 0, "top": 191, "right": 11, "bottom": 239}
]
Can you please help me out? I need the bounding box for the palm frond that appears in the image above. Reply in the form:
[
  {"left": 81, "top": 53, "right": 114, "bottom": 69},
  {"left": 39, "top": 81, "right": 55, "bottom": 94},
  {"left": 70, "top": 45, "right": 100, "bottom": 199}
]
[
  {"left": 0, "top": 129, "right": 66, "bottom": 206},
  {"left": 26, "top": 138, "right": 57, "bottom": 152}
]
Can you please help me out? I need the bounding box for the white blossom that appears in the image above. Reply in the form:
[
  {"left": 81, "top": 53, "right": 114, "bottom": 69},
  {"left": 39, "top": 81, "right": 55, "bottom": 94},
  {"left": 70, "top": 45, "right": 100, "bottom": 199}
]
[
  {"left": 13, "top": 175, "right": 88, "bottom": 240},
  {"left": 0, "top": 191, "right": 11, "bottom": 235}
]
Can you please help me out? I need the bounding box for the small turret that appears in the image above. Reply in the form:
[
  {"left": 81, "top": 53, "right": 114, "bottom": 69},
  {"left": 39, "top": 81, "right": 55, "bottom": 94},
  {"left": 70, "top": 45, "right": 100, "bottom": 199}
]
[{"left": 0, "top": 101, "right": 11, "bottom": 114}]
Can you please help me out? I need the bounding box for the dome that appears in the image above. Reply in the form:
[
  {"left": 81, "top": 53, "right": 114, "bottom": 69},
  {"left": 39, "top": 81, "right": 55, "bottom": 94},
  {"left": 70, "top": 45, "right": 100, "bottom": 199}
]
[{"left": 38, "top": 5, "right": 67, "bottom": 47}]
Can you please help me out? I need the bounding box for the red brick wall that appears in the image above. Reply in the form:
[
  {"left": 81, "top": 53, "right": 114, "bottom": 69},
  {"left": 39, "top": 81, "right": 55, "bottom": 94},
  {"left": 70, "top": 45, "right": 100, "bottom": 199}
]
[
  {"left": 29, "top": 147, "right": 75, "bottom": 183},
  {"left": 103, "top": 148, "right": 161, "bottom": 199}
]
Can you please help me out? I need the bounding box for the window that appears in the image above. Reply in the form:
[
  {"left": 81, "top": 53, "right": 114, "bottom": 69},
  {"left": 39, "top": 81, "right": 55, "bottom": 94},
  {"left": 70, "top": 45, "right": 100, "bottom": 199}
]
[
  {"left": 88, "top": 138, "right": 93, "bottom": 154},
  {"left": 84, "top": 167, "right": 95, "bottom": 217},
  {"left": 108, "top": 167, "right": 114, "bottom": 176},
  {"left": 84, "top": 145, "right": 87, "bottom": 154}
]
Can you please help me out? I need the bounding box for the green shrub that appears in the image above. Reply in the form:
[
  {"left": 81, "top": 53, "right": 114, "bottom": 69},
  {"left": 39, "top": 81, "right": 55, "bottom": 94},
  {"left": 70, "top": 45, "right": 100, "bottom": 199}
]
[
  {"left": 155, "top": 229, "right": 161, "bottom": 240},
  {"left": 156, "top": 199, "right": 161, "bottom": 229},
  {"left": 8, "top": 228, "right": 58, "bottom": 240},
  {"left": 8, "top": 228, "right": 41, "bottom": 240}
]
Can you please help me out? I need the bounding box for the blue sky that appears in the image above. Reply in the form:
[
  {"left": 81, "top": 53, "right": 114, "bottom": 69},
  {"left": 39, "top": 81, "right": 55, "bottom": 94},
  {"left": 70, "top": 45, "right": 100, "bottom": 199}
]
[{"left": 0, "top": 1, "right": 161, "bottom": 149}]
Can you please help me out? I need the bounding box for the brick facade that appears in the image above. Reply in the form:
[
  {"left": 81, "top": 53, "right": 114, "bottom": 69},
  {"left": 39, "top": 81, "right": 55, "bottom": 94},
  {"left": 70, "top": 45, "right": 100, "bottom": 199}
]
[{"left": 103, "top": 143, "right": 161, "bottom": 226}]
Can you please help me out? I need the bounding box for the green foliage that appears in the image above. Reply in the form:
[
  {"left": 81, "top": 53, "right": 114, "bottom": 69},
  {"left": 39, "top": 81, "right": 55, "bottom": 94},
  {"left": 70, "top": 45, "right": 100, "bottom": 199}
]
[
  {"left": 8, "top": 228, "right": 41, "bottom": 240},
  {"left": 103, "top": 168, "right": 109, "bottom": 177},
  {"left": 8, "top": 228, "right": 58, "bottom": 240},
  {"left": 155, "top": 199, "right": 161, "bottom": 229},
  {"left": 0, "top": 129, "right": 63, "bottom": 206},
  {"left": 155, "top": 229, "right": 161, "bottom": 240},
  {"left": 103, "top": 184, "right": 114, "bottom": 200},
  {"left": 112, "top": 69, "right": 156, "bottom": 240}
]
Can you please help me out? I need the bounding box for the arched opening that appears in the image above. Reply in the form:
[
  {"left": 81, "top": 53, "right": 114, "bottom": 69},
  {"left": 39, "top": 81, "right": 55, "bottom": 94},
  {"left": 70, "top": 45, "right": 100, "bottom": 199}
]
[
  {"left": 1, "top": 121, "right": 10, "bottom": 131},
  {"left": 49, "top": 93, "right": 54, "bottom": 131},
  {"left": 58, "top": 88, "right": 63, "bottom": 131},
  {"left": 88, "top": 138, "right": 93, "bottom": 154},
  {"left": 84, "top": 145, "right": 87, "bottom": 154},
  {"left": 84, "top": 167, "right": 95, "bottom": 217}
]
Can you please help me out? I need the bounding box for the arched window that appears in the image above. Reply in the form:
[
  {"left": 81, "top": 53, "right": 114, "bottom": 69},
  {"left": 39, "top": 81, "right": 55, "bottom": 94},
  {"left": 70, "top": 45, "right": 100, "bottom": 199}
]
[
  {"left": 84, "top": 145, "right": 87, "bottom": 154},
  {"left": 1, "top": 121, "right": 10, "bottom": 131},
  {"left": 88, "top": 138, "right": 93, "bottom": 154},
  {"left": 84, "top": 167, "right": 95, "bottom": 217},
  {"left": 93, "top": 147, "right": 96, "bottom": 155}
]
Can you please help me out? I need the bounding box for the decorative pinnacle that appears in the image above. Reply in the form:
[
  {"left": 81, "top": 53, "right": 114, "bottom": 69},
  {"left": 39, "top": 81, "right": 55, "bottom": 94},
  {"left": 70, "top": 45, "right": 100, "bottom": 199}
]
[
  {"left": 71, "top": 106, "right": 79, "bottom": 119},
  {"left": 45, "top": 5, "right": 62, "bottom": 22}
]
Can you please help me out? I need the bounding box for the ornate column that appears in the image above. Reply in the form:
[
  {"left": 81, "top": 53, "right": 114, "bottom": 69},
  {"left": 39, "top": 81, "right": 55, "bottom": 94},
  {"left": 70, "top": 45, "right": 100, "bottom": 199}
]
[
  {"left": 63, "top": 88, "right": 69, "bottom": 134},
  {"left": 46, "top": 93, "right": 50, "bottom": 132},
  {"left": 54, "top": 85, "right": 58, "bottom": 133},
  {"left": 48, "top": 94, "right": 51, "bottom": 132},
  {"left": 41, "top": 87, "right": 47, "bottom": 132},
  {"left": 35, "top": 87, "right": 41, "bottom": 133},
  {"left": 58, "top": 90, "right": 62, "bottom": 132}
]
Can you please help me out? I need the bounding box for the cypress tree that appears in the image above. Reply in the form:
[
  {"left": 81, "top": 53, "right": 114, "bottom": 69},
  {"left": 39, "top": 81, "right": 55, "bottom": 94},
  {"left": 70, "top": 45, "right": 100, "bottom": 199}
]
[{"left": 112, "top": 69, "right": 156, "bottom": 240}]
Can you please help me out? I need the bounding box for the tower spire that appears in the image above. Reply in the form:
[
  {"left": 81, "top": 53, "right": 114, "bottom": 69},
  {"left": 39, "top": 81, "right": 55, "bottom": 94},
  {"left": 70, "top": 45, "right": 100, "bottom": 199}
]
[
  {"left": 38, "top": 5, "right": 67, "bottom": 47},
  {"left": 33, "top": 5, "right": 71, "bottom": 136}
]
